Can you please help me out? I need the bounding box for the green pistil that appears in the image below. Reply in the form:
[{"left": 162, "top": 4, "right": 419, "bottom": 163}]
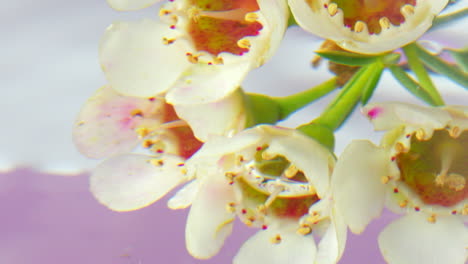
[{"left": 397, "top": 130, "right": 467, "bottom": 207}]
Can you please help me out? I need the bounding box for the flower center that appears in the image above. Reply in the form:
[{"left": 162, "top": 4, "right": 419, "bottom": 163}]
[
  {"left": 135, "top": 102, "right": 203, "bottom": 159},
  {"left": 327, "top": 0, "right": 416, "bottom": 34},
  {"left": 186, "top": 0, "right": 262, "bottom": 56},
  {"left": 235, "top": 146, "right": 319, "bottom": 220},
  {"left": 396, "top": 129, "right": 468, "bottom": 207}
]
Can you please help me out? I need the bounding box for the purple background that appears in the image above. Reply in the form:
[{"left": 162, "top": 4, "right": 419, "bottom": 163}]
[{"left": 0, "top": 169, "right": 398, "bottom": 264}]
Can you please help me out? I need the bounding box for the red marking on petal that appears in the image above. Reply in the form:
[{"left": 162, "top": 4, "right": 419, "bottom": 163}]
[{"left": 366, "top": 106, "right": 383, "bottom": 120}]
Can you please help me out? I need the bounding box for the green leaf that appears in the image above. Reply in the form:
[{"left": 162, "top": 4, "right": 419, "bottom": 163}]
[
  {"left": 415, "top": 44, "right": 468, "bottom": 89},
  {"left": 361, "top": 62, "right": 384, "bottom": 105},
  {"left": 447, "top": 47, "right": 468, "bottom": 72},
  {"left": 315, "top": 50, "right": 380, "bottom": 66},
  {"left": 389, "top": 65, "right": 437, "bottom": 106}
]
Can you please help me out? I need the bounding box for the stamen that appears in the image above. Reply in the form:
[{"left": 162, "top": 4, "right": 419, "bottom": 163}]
[
  {"left": 427, "top": 214, "right": 437, "bottom": 223},
  {"left": 130, "top": 109, "right": 143, "bottom": 117},
  {"left": 159, "top": 119, "right": 188, "bottom": 130},
  {"left": 435, "top": 144, "right": 456, "bottom": 187},
  {"left": 379, "top": 17, "right": 391, "bottom": 30},
  {"left": 245, "top": 12, "right": 259, "bottom": 23},
  {"left": 135, "top": 127, "right": 151, "bottom": 138},
  {"left": 297, "top": 224, "right": 312, "bottom": 235},
  {"left": 261, "top": 151, "right": 277, "bottom": 160},
  {"left": 162, "top": 37, "right": 175, "bottom": 45},
  {"left": 327, "top": 3, "right": 338, "bottom": 16},
  {"left": 270, "top": 234, "right": 282, "bottom": 244},
  {"left": 284, "top": 164, "right": 299, "bottom": 178},
  {"left": 237, "top": 39, "right": 251, "bottom": 49},
  {"left": 401, "top": 5, "right": 415, "bottom": 16},
  {"left": 354, "top": 21, "right": 366, "bottom": 33},
  {"left": 150, "top": 159, "right": 164, "bottom": 167}
]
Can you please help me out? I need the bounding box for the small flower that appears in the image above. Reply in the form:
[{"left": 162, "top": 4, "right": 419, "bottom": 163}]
[
  {"left": 99, "top": 0, "right": 289, "bottom": 104},
  {"left": 288, "top": 0, "right": 449, "bottom": 54},
  {"left": 333, "top": 102, "right": 468, "bottom": 264},
  {"left": 181, "top": 125, "right": 346, "bottom": 263},
  {"left": 73, "top": 85, "right": 247, "bottom": 211}
]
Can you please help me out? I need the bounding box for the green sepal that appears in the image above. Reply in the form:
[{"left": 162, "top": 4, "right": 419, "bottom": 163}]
[
  {"left": 297, "top": 123, "right": 335, "bottom": 151},
  {"left": 389, "top": 65, "right": 437, "bottom": 106},
  {"left": 415, "top": 44, "right": 468, "bottom": 88},
  {"left": 361, "top": 61, "right": 384, "bottom": 105},
  {"left": 447, "top": 47, "right": 468, "bottom": 72},
  {"left": 244, "top": 93, "right": 282, "bottom": 128},
  {"left": 315, "top": 50, "right": 381, "bottom": 66}
]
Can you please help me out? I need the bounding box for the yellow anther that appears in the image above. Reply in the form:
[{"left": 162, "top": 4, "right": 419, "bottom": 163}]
[
  {"left": 327, "top": 3, "right": 338, "bottom": 16},
  {"left": 284, "top": 164, "right": 299, "bottom": 178},
  {"left": 237, "top": 39, "right": 251, "bottom": 49},
  {"left": 449, "top": 126, "right": 461, "bottom": 138},
  {"left": 354, "top": 21, "right": 366, "bottom": 33},
  {"left": 261, "top": 151, "right": 276, "bottom": 160},
  {"left": 130, "top": 109, "right": 143, "bottom": 117},
  {"left": 379, "top": 17, "right": 391, "bottom": 30},
  {"left": 395, "top": 142, "right": 407, "bottom": 153},
  {"left": 162, "top": 37, "right": 175, "bottom": 45},
  {"left": 427, "top": 214, "right": 437, "bottom": 223},
  {"left": 415, "top": 129, "right": 426, "bottom": 140},
  {"left": 462, "top": 205, "right": 468, "bottom": 215},
  {"left": 186, "top": 53, "right": 199, "bottom": 64},
  {"left": 297, "top": 225, "right": 312, "bottom": 235},
  {"left": 180, "top": 168, "right": 187, "bottom": 175},
  {"left": 150, "top": 159, "right": 164, "bottom": 167},
  {"left": 135, "top": 127, "right": 151, "bottom": 138},
  {"left": 245, "top": 12, "right": 259, "bottom": 23},
  {"left": 399, "top": 200, "right": 408, "bottom": 208},
  {"left": 213, "top": 56, "right": 224, "bottom": 65},
  {"left": 381, "top": 176, "right": 391, "bottom": 184},
  {"left": 159, "top": 9, "right": 171, "bottom": 16},
  {"left": 270, "top": 234, "right": 282, "bottom": 244},
  {"left": 226, "top": 202, "right": 236, "bottom": 213},
  {"left": 401, "top": 5, "right": 415, "bottom": 16},
  {"left": 142, "top": 139, "right": 154, "bottom": 148}
]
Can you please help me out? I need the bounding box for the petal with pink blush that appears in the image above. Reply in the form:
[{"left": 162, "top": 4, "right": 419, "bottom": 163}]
[{"left": 73, "top": 85, "right": 162, "bottom": 159}]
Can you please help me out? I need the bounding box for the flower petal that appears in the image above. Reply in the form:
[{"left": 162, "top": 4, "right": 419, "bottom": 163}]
[
  {"left": 263, "top": 127, "right": 334, "bottom": 198},
  {"left": 185, "top": 170, "right": 236, "bottom": 259},
  {"left": 167, "top": 179, "right": 199, "bottom": 210},
  {"left": 99, "top": 19, "right": 190, "bottom": 97},
  {"left": 174, "top": 89, "right": 246, "bottom": 141},
  {"left": 379, "top": 213, "right": 468, "bottom": 264},
  {"left": 90, "top": 153, "right": 186, "bottom": 211},
  {"left": 362, "top": 102, "right": 451, "bottom": 132},
  {"left": 166, "top": 62, "right": 251, "bottom": 105},
  {"left": 315, "top": 208, "right": 347, "bottom": 264},
  {"left": 234, "top": 225, "right": 317, "bottom": 264},
  {"left": 106, "top": 0, "right": 163, "bottom": 11},
  {"left": 72, "top": 85, "right": 161, "bottom": 159},
  {"left": 332, "top": 140, "right": 388, "bottom": 233}
]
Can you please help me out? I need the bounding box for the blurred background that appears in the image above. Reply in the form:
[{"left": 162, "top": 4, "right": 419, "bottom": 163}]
[{"left": 1, "top": 0, "right": 467, "bottom": 263}]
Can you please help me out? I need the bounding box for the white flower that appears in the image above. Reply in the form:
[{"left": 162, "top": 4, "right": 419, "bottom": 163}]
[
  {"left": 180, "top": 125, "right": 346, "bottom": 263},
  {"left": 287, "top": 0, "right": 449, "bottom": 54},
  {"left": 333, "top": 102, "right": 468, "bottom": 264},
  {"left": 73, "top": 85, "right": 248, "bottom": 211},
  {"left": 99, "top": 0, "right": 289, "bottom": 104}
]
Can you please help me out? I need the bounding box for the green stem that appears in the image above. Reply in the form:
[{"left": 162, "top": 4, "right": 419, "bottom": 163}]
[
  {"left": 389, "top": 65, "right": 437, "bottom": 106},
  {"left": 403, "top": 43, "right": 445, "bottom": 106},
  {"left": 431, "top": 8, "right": 468, "bottom": 31},
  {"left": 413, "top": 44, "right": 468, "bottom": 88},
  {"left": 310, "top": 62, "right": 380, "bottom": 131},
  {"left": 275, "top": 78, "right": 337, "bottom": 119}
]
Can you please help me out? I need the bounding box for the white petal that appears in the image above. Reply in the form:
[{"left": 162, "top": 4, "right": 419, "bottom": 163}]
[
  {"left": 99, "top": 19, "right": 190, "bottom": 97},
  {"left": 106, "top": 0, "right": 163, "bottom": 11},
  {"left": 90, "top": 153, "right": 186, "bottom": 211},
  {"left": 234, "top": 225, "right": 317, "bottom": 264},
  {"left": 264, "top": 128, "right": 334, "bottom": 198},
  {"left": 288, "top": 0, "right": 344, "bottom": 40},
  {"left": 72, "top": 85, "right": 161, "bottom": 159},
  {"left": 185, "top": 171, "right": 236, "bottom": 259},
  {"left": 379, "top": 214, "right": 468, "bottom": 264},
  {"left": 174, "top": 89, "right": 246, "bottom": 141},
  {"left": 248, "top": 0, "right": 289, "bottom": 66},
  {"left": 362, "top": 102, "right": 451, "bottom": 131},
  {"left": 332, "top": 140, "right": 388, "bottom": 233},
  {"left": 315, "top": 208, "right": 347, "bottom": 264},
  {"left": 167, "top": 179, "right": 199, "bottom": 210},
  {"left": 166, "top": 62, "right": 251, "bottom": 105}
]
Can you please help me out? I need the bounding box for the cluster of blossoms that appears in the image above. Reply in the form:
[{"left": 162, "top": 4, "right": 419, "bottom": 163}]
[{"left": 74, "top": 0, "right": 467, "bottom": 263}]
